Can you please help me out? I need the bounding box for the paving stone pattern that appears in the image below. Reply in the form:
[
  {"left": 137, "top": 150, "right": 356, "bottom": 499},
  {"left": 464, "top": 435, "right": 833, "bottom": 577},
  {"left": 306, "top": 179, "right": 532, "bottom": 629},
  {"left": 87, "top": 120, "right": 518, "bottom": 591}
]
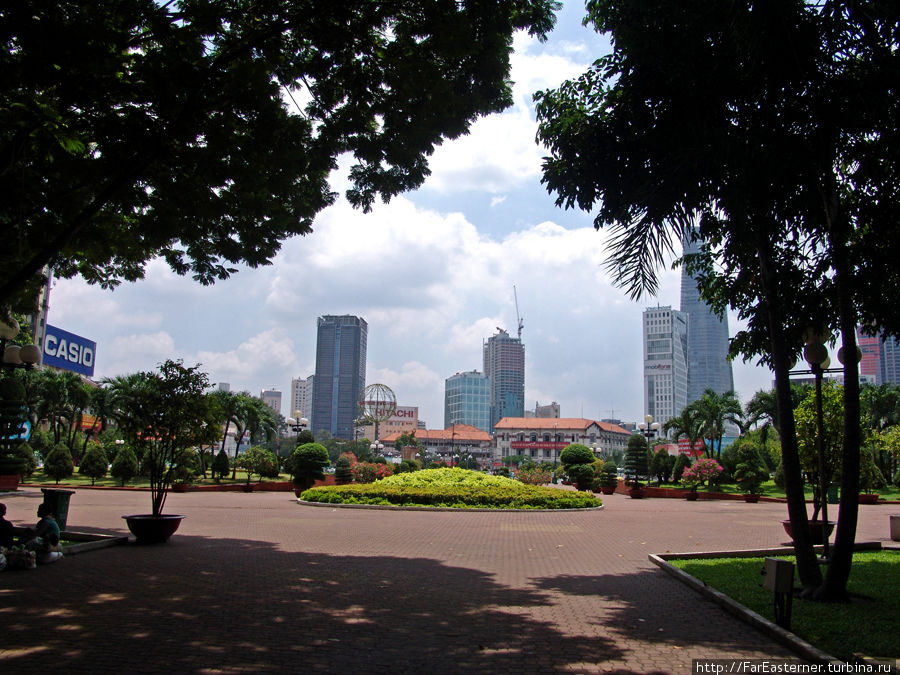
[{"left": 0, "top": 489, "right": 893, "bottom": 673}]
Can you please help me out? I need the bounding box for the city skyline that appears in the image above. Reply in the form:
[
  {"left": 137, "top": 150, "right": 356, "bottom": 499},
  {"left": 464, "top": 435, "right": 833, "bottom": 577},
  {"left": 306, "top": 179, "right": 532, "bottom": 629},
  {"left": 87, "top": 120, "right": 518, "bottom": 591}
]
[{"left": 42, "top": 1, "right": 781, "bottom": 430}]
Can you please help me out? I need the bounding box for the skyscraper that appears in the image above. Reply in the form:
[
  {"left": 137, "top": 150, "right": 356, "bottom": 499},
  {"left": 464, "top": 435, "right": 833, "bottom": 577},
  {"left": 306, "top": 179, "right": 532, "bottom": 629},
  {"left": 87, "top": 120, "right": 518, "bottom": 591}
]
[
  {"left": 857, "top": 327, "right": 900, "bottom": 385},
  {"left": 642, "top": 306, "right": 689, "bottom": 424},
  {"left": 444, "top": 371, "right": 491, "bottom": 432},
  {"left": 291, "top": 374, "right": 314, "bottom": 419},
  {"left": 680, "top": 232, "right": 734, "bottom": 404},
  {"left": 260, "top": 388, "right": 282, "bottom": 416},
  {"left": 311, "top": 315, "right": 367, "bottom": 440},
  {"left": 483, "top": 329, "right": 525, "bottom": 430}
]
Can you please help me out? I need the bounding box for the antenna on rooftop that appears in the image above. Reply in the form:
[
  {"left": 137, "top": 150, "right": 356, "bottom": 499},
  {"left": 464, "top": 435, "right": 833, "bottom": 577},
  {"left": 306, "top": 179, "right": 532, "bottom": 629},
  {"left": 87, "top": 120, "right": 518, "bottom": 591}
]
[{"left": 514, "top": 285, "right": 524, "bottom": 339}]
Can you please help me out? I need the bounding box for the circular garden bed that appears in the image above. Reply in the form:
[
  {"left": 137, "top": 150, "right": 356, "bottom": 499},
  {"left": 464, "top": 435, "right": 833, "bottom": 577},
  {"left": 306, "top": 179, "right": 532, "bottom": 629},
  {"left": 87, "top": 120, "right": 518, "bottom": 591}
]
[{"left": 298, "top": 468, "right": 603, "bottom": 510}]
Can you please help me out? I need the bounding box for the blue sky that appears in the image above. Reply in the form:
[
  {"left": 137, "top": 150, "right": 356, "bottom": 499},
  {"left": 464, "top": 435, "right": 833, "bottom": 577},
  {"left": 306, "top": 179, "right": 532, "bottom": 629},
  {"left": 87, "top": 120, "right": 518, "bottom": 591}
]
[{"left": 48, "top": 2, "right": 776, "bottom": 428}]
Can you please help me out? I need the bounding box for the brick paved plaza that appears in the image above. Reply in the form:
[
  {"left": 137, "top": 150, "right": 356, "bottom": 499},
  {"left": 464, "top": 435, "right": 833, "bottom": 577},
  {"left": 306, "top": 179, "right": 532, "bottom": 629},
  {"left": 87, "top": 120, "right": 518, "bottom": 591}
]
[{"left": 0, "top": 488, "right": 894, "bottom": 673}]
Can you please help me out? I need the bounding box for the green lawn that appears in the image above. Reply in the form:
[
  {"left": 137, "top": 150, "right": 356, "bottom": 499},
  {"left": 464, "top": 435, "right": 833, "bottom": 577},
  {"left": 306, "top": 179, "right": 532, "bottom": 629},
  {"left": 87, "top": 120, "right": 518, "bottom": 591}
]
[
  {"left": 21, "top": 469, "right": 291, "bottom": 488},
  {"left": 671, "top": 551, "right": 900, "bottom": 661}
]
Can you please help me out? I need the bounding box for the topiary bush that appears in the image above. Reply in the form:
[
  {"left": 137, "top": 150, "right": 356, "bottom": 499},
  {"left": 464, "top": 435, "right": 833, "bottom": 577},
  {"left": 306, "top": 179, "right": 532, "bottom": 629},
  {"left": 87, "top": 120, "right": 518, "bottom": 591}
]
[
  {"left": 599, "top": 460, "right": 618, "bottom": 489},
  {"left": 566, "top": 463, "right": 595, "bottom": 491},
  {"left": 559, "top": 443, "right": 595, "bottom": 470},
  {"left": 44, "top": 443, "right": 74, "bottom": 484},
  {"left": 290, "top": 442, "right": 330, "bottom": 490},
  {"left": 334, "top": 455, "right": 353, "bottom": 484},
  {"left": 79, "top": 443, "right": 109, "bottom": 485},
  {"left": 624, "top": 434, "right": 650, "bottom": 488},
  {"left": 110, "top": 444, "right": 139, "bottom": 486},
  {"left": 211, "top": 449, "right": 230, "bottom": 481},
  {"left": 17, "top": 442, "right": 37, "bottom": 478},
  {"left": 301, "top": 468, "right": 602, "bottom": 510}
]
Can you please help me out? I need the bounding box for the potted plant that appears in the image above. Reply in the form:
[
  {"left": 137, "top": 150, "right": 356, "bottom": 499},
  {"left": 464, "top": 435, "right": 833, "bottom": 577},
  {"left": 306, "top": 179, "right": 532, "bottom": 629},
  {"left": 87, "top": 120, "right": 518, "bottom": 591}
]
[
  {"left": 597, "top": 460, "right": 619, "bottom": 495},
  {"left": 623, "top": 434, "right": 650, "bottom": 498},
  {"left": 113, "top": 360, "right": 222, "bottom": 543},
  {"left": 733, "top": 444, "right": 769, "bottom": 503}
]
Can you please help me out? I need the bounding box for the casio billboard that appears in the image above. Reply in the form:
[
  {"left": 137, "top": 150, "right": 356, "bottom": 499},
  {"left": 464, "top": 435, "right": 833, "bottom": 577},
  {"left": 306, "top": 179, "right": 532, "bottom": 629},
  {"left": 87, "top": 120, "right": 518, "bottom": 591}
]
[{"left": 43, "top": 325, "right": 96, "bottom": 377}]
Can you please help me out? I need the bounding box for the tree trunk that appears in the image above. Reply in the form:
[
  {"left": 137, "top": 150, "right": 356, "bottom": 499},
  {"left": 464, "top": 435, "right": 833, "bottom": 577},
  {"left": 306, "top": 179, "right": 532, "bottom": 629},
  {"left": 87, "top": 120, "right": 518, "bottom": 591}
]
[
  {"left": 756, "top": 233, "right": 823, "bottom": 590},
  {"left": 814, "top": 199, "right": 860, "bottom": 602}
]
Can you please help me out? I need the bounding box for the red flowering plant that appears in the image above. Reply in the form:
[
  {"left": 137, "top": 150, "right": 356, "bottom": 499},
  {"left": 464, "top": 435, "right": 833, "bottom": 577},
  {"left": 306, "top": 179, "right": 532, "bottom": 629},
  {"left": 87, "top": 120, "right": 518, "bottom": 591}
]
[{"left": 680, "top": 458, "right": 723, "bottom": 493}]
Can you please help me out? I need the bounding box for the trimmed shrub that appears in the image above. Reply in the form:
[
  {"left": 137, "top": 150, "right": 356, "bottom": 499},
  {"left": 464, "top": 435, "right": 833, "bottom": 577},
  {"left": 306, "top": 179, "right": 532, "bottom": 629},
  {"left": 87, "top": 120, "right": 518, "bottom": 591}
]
[
  {"left": 559, "top": 444, "right": 595, "bottom": 471},
  {"left": 599, "top": 461, "right": 618, "bottom": 489},
  {"left": 673, "top": 453, "right": 691, "bottom": 483},
  {"left": 44, "top": 443, "right": 74, "bottom": 484},
  {"left": 212, "top": 449, "right": 230, "bottom": 481},
  {"left": 79, "top": 443, "right": 109, "bottom": 485},
  {"left": 110, "top": 444, "right": 139, "bottom": 486},
  {"left": 567, "top": 463, "right": 595, "bottom": 491},
  {"left": 334, "top": 456, "right": 353, "bottom": 484},
  {"left": 17, "top": 442, "right": 37, "bottom": 478},
  {"left": 290, "top": 442, "right": 330, "bottom": 489},
  {"left": 624, "top": 434, "right": 650, "bottom": 488},
  {"left": 301, "top": 468, "right": 602, "bottom": 510}
]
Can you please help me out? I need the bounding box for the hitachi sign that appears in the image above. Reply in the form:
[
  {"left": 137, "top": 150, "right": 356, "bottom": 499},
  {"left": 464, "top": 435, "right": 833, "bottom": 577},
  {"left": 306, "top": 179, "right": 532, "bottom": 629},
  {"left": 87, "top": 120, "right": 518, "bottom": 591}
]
[{"left": 43, "top": 325, "right": 96, "bottom": 377}]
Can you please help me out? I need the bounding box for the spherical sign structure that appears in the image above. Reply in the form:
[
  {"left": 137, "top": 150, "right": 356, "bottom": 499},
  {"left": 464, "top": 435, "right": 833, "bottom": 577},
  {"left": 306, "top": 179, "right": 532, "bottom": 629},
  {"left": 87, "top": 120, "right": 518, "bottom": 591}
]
[{"left": 359, "top": 384, "right": 397, "bottom": 425}]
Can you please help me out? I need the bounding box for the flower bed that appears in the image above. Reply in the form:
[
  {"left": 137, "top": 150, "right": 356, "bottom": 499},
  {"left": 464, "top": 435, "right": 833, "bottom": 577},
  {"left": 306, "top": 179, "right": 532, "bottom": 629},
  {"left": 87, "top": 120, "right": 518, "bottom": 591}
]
[{"left": 299, "top": 468, "right": 602, "bottom": 510}]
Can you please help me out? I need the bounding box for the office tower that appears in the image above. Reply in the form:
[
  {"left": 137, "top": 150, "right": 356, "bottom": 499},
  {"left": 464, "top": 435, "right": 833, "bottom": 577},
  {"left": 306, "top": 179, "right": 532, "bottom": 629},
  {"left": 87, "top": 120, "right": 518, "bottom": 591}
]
[
  {"left": 311, "top": 315, "right": 367, "bottom": 439},
  {"left": 291, "top": 375, "right": 314, "bottom": 419},
  {"left": 483, "top": 329, "right": 525, "bottom": 430},
  {"left": 444, "top": 371, "right": 491, "bottom": 432},
  {"left": 857, "top": 327, "right": 900, "bottom": 385},
  {"left": 643, "top": 306, "right": 689, "bottom": 425},
  {"left": 680, "top": 232, "right": 735, "bottom": 403},
  {"left": 260, "top": 389, "right": 282, "bottom": 416}
]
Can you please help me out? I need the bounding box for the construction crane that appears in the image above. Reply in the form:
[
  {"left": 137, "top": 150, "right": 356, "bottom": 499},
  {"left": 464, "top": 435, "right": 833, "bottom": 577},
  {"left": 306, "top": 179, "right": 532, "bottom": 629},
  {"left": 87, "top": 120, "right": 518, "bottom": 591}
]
[{"left": 514, "top": 285, "right": 524, "bottom": 339}]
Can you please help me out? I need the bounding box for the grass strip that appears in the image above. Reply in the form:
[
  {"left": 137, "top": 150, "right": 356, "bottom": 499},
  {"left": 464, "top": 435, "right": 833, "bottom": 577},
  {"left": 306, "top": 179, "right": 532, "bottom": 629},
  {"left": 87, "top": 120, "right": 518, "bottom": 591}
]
[{"left": 670, "top": 551, "right": 900, "bottom": 661}]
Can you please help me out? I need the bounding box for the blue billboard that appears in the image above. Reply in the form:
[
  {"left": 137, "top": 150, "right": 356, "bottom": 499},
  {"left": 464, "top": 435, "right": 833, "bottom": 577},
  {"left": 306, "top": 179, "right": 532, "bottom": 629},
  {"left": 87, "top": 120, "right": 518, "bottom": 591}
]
[{"left": 43, "top": 325, "right": 96, "bottom": 377}]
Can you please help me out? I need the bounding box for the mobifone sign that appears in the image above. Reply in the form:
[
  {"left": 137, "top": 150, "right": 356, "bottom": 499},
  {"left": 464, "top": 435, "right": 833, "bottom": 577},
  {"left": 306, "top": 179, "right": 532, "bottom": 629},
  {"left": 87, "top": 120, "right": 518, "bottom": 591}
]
[{"left": 43, "top": 325, "right": 96, "bottom": 377}]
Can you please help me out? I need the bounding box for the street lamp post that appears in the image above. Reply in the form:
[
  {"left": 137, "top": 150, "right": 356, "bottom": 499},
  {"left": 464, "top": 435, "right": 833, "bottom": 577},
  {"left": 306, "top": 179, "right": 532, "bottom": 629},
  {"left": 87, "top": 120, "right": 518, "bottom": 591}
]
[
  {"left": 637, "top": 414, "right": 660, "bottom": 446},
  {"left": 0, "top": 316, "right": 41, "bottom": 373}
]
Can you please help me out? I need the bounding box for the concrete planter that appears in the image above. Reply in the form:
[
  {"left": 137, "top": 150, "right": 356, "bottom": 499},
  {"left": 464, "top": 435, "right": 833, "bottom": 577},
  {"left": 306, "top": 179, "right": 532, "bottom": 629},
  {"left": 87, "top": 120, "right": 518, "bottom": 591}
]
[{"left": 890, "top": 514, "right": 900, "bottom": 542}]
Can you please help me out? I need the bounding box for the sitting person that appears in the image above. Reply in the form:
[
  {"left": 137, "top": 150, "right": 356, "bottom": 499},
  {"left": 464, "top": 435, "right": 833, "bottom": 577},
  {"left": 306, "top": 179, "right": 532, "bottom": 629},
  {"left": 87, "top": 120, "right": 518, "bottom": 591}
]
[
  {"left": 20, "top": 503, "right": 63, "bottom": 563},
  {"left": 0, "top": 503, "right": 14, "bottom": 549}
]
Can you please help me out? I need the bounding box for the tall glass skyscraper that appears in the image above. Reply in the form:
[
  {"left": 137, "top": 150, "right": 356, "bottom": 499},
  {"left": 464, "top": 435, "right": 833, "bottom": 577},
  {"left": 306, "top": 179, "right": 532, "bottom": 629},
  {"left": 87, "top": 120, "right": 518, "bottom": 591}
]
[
  {"left": 310, "top": 315, "right": 367, "bottom": 440},
  {"left": 680, "top": 232, "right": 734, "bottom": 404},
  {"left": 857, "top": 326, "right": 900, "bottom": 385},
  {"left": 444, "top": 371, "right": 491, "bottom": 432},
  {"left": 483, "top": 329, "right": 524, "bottom": 430}
]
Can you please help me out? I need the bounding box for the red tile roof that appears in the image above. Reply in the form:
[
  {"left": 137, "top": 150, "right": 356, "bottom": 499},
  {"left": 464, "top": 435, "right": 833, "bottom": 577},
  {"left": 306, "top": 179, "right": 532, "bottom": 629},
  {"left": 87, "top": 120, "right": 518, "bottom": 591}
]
[{"left": 493, "top": 417, "right": 629, "bottom": 435}]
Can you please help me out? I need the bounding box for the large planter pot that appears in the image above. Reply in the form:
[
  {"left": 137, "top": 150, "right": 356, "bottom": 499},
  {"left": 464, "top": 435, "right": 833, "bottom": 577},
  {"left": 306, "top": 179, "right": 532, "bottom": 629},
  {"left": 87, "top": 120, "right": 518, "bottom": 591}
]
[
  {"left": 123, "top": 514, "right": 186, "bottom": 544},
  {"left": 744, "top": 494, "right": 761, "bottom": 503},
  {"left": 600, "top": 486, "right": 616, "bottom": 495},
  {"left": 685, "top": 491, "right": 699, "bottom": 501},
  {"left": 781, "top": 518, "right": 835, "bottom": 545},
  {"left": 628, "top": 487, "right": 645, "bottom": 499},
  {"left": 0, "top": 473, "right": 20, "bottom": 491},
  {"left": 858, "top": 493, "right": 880, "bottom": 505},
  {"left": 171, "top": 483, "right": 188, "bottom": 493},
  {"left": 241, "top": 484, "right": 254, "bottom": 493}
]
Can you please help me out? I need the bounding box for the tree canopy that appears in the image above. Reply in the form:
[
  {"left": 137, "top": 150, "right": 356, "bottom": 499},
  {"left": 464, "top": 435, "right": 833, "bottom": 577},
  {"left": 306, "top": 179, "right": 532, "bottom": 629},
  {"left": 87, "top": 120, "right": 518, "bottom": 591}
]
[
  {"left": 1, "top": 0, "right": 560, "bottom": 310},
  {"left": 534, "top": 0, "right": 899, "bottom": 599}
]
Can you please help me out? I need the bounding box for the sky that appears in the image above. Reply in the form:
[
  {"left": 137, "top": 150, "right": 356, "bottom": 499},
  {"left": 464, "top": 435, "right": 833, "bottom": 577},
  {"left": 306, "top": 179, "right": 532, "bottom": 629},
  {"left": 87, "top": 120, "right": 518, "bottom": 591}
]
[{"left": 48, "top": 1, "right": 777, "bottom": 428}]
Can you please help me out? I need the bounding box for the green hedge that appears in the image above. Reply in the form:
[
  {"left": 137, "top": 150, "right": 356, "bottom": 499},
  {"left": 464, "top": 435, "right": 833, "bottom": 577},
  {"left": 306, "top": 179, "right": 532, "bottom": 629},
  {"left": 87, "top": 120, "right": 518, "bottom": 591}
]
[{"left": 299, "top": 468, "right": 601, "bottom": 510}]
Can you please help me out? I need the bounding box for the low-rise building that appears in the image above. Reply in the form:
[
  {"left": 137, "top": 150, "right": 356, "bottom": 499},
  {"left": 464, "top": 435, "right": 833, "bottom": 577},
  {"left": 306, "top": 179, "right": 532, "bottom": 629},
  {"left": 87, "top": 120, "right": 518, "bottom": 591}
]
[
  {"left": 381, "top": 424, "right": 493, "bottom": 468},
  {"left": 493, "top": 417, "right": 631, "bottom": 465}
]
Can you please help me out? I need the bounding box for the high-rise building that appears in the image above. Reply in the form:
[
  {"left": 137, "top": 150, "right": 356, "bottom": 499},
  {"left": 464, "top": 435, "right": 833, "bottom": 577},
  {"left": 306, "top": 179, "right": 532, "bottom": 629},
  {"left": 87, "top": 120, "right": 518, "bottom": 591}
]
[
  {"left": 260, "top": 389, "right": 282, "bottom": 416},
  {"left": 483, "top": 329, "right": 525, "bottom": 430},
  {"left": 311, "top": 315, "right": 367, "bottom": 439},
  {"left": 680, "top": 232, "right": 734, "bottom": 405},
  {"left": 291, "top": 375, "right": 314, "bottom": 419},
  {"left": 643, "top": 306, "right": 689, "bottom": 425},
  {"left": 444, "top": 371, "right": 491, "bottom": 432},
  {"left": 857, "top": 327, "right": 900, "bottom": 385}
]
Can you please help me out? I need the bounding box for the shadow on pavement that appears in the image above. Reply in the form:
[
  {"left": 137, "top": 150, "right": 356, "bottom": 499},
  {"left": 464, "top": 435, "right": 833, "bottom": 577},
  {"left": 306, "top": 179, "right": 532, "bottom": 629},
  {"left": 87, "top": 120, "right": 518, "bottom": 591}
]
[{"left": 1, "top": 534, "right": 635, "bottom": 673}]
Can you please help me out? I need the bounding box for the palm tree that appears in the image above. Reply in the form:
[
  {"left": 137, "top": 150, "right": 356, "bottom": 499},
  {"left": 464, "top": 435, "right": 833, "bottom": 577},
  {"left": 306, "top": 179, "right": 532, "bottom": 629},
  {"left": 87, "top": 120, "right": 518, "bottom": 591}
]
[
  {"left": 688, "top": 389, "right": 742, "bottom": 460},
  {"left": 663, "top": 407, "right": 702, "bottom": 456}
]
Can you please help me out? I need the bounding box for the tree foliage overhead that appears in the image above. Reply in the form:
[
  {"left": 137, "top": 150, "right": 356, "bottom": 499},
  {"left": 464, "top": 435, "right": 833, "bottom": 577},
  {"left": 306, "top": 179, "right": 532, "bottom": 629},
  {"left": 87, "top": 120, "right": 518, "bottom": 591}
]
[
  {"left": 534, "top": 0, "right": 899, "bottom": 600},
  {"left": 0, "top": 0, "right": 560, "bottom": 309}
]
